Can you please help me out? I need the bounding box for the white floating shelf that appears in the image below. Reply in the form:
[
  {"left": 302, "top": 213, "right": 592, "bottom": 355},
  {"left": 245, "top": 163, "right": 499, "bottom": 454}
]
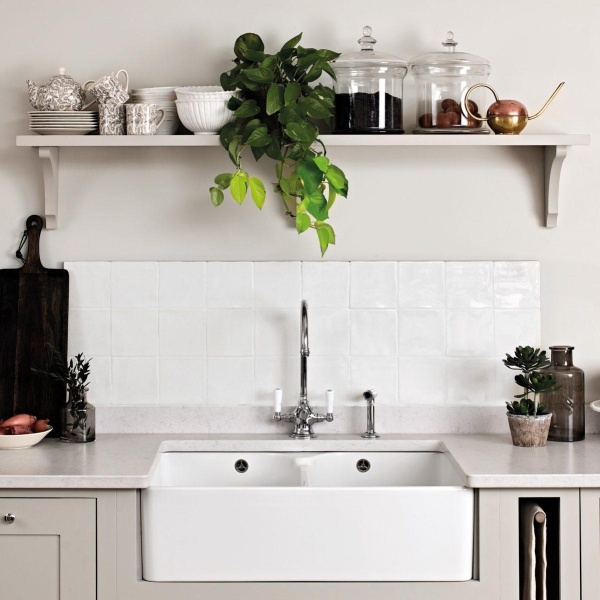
[{"left": 16, "top": 133, "right": 590, "bottom": 229}]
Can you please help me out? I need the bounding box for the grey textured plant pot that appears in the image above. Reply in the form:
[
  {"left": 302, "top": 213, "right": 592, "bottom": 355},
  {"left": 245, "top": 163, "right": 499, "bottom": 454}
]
[{"left": 507, "top": 413, "right": 552, "bottom": 447}]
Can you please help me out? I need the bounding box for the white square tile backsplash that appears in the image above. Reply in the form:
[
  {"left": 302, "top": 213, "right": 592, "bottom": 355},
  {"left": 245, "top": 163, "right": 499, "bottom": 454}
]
[{"left": 65, "top": 261, "right": 541, "bottom": 408}]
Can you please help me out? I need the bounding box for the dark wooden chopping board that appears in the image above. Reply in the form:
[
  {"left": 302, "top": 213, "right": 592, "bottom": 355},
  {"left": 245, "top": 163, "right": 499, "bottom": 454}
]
[{"left": 0, "top": 215, "right": 68, "bottom": 436}]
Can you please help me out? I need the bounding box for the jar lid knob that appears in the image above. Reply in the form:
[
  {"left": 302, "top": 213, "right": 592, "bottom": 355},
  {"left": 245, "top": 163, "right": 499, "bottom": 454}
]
[
  {"left": 358, "top": 25, "right": 377, "bottom": 51},
  {"left": 442, "top": 31, "right": 458, "bottom": 52}
]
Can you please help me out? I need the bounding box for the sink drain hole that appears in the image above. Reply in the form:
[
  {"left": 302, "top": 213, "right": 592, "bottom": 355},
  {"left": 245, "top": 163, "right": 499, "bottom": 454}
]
[
  {"left": 234, "top": 459, "right": 249, "bottom": 473},
  {"left": 356, "top": 459, "right": 371, "bottom": 473}
]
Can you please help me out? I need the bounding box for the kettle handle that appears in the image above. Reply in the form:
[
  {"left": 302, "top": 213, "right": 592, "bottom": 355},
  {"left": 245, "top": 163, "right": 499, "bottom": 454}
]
[
  {"left": 461, "top": 83, "right": 500, "bottom": 122},
  {"left": 528, "top": 82, "right": 565, "bottom": 120}
]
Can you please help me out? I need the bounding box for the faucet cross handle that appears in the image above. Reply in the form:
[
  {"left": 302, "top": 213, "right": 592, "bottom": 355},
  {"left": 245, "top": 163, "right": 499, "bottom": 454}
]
[{"left": 273, "top": 388, "right": 334, "bottom": 439}]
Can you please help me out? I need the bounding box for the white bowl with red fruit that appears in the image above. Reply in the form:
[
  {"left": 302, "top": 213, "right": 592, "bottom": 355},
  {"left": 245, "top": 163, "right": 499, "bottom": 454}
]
[{"left": 0, "top": 414, "right": 52, "bottom": 449}]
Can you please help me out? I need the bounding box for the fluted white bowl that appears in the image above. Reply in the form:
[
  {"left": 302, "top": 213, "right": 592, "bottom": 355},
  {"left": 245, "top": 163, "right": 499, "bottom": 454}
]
[
  {"left": 176, "top": 98, "right": 237, "bottom": 134},
  {"left": 174, "top": 86, "right": 238, "bottom": 101}
]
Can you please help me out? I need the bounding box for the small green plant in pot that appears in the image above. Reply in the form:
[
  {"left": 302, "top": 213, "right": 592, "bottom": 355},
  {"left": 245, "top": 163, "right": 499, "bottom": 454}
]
[
  {"left": 503, "top": 346, "right": 559, "bottom": 447},
  {"left": 32, "top": 345, "right": 95, "bottom": 443},
  {"left": 211, "top": 32, "right": 348, "bottom": 256}
]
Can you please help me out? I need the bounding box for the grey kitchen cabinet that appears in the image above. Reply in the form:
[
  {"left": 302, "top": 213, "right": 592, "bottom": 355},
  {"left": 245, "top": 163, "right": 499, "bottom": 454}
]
[
  {"left": 581, "top": 489, "right": 600, "bottom": 600},
  {"left": 498, "top": 489, "right": 581, "bottom": 600},
  {"left": 0, "top": 497, "right": 96, "bottom": 600}
]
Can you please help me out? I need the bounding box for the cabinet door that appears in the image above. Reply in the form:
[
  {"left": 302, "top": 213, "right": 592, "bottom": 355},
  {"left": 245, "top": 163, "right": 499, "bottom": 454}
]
[
  {"left": 581, "top": 489, "right": 600, "bottom": 600},
  {"left": 0, "top": 498, "right": 96, "bottom": 600},
  {"left": 498, "top": 489, "right": 580, "bottom": 600}
]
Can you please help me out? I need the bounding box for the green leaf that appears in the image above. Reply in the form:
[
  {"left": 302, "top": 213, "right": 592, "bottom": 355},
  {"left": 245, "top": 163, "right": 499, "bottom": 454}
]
[
  {"left": 321, "top": 61, "right": 336, "bottom": 79},
  {"left": 297, "top": 52, "right": 319, "bottom": 70},
  {"left": 219, "top": 122, "right": 238, "bottom": 150},
  {"left": 282, "top": 33, "right": 303, "bottom": 51},
  {"left": 326, "top": 186, "right": 336, "bottom": 211},
  {"left": 238, "top": 72, "right": 261, "bottom": 91},
  {"left": 220, "top": 71, "right": 238, "bottom": 91},
  {"left": 241, "top": 119, "right": 262, "bottom": 144},
  {"left": 313, "top": 156, "right": 330, "bottom": 173},
  {"left": 305, "top": 190, "right": 328, "bottom": 220},
  {"left": 319, "top": 222, "right": 336, "bottom": 244},
  {"left": 227, "top": 96, "right": 243, "bottom": 111},
  {"left": 302, "top": 65, "right": 323, "bottom": 83},
  {"left": 266, "top": 83, "right": 284, "bottom": 115},
  {"left": 244, "top": 125, "right": 271, "bottom": 147},
  {"left": 315, "top": 49, "right": 340, "bottom": 61},
  {"left": 264, "top": 136, "right": 283, "bottom": 160},
  {"left": 210, "top": 186, "right": 224, "bottom": 207},
  {"left": 316, "top": 225, "right": 330, "bottom": 256},
  {"left": 284, "top": 82, "right": 302, "bottom": 105},
  {"left": 325, "top": 165, "right": 349, "bottom": 196},
  {"left": 288, "top": 143, "right": 305, "bottom": 161},
  {"left": 234, "top": 33, "right": 265, "bottom": 60},
  {"left": 296, "top": 159, "right": 324, "bottom": 194},
  {"left": 214, "top": 173, "right": 232, "bottom": 190},
  {"left": 297, "top": 46, "right": 316, "bottom": 58},
  {"left": 300, "top": 97, "right": 331, "bottom": 119},
  {"left": 249, "top": 177, "right": 266, "bottom": 209},
  {"left": 244, "top": 67, "right": 275, "bottom": 84},
  {"left": 261, "top": 55, "right": 278, "bottom": 70},
  {"left": 285, "top": 121, "right": 317, "bottom": 144},
  {"left": 228, "top": 137, "right": 241, "bottom": 166},
  {"left": 234, "top": 100, "right": 260, "bottom": 118},
  {"left": 279, "top": 175, "right": 291, "bottom": 196},
  {"left": 244, "top": 49, "right": 266, "bottom": 62},
  {"left": 296, "top": 212, "right": 311, "bottom": 233},
  {"left": 230, "top": 170, "right": 248, "bottom": 204},
  {"left": 251, "top": 145, "right": 266, "bottom": 161},
  {"left": 278, "top": 105, "right": 303, "bottom": 125}
]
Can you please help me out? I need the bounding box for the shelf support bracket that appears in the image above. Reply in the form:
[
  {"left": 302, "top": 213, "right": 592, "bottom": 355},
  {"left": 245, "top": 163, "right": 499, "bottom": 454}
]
[
  {"left": 544, "top": 145, "right": 568, "bottom": 228},
  {"left": 39, "top": 146, "right": 59, "bottom": 229}
]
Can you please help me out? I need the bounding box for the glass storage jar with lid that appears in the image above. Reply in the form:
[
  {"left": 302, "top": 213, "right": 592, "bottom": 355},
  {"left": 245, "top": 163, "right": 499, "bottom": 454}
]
[
  {"left": 410, "top": 32, "right": 491, "bottom": 133},
  {"left": 332, "top": 26, "right": 407, "bottom": 134}
]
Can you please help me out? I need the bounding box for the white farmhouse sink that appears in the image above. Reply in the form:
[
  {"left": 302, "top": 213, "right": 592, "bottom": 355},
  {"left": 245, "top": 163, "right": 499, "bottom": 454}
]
[{"left": 141, "top": 451, "right": 473, "bottom": 582}]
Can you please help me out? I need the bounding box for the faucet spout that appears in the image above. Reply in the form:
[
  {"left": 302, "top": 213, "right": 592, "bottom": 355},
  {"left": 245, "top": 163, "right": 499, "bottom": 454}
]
[
  {"left": 300, "top": 300, "right": 309, "bottom": 401},
  {"left": 273, "top": 299, "right": 334, "bottom": 439}
]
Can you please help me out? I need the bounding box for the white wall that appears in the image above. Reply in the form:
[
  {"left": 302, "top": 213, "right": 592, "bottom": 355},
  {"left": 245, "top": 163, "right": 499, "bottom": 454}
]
[{"left": 1, "top": 0, "right": 599, "bottom": 397}]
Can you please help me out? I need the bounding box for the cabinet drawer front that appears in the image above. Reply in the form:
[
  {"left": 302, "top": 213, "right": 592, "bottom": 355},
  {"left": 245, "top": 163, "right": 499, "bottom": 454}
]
[
  {"left": 0, "top": 497, "right": 95, "bottom": 534},
  {"left": 0, "top": 498, "right": 96, "bottom": 600}
]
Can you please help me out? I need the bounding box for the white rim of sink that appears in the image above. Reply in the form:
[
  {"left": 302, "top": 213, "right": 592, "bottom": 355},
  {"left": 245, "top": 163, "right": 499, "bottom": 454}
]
[{"left": 590, "top": 400, "right": 600, "bottom": 412}]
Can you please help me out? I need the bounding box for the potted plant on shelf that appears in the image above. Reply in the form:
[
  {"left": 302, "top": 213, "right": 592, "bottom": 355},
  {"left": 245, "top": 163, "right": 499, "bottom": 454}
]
[
  {"left": 503, "top": 346, "right": 559, "bottom": 447},
  {"left": 211, "top": 32, "right": 348, "bottom": 256},
  {"left": 32, "top": 346, "right": 94, "bottom": 443}
]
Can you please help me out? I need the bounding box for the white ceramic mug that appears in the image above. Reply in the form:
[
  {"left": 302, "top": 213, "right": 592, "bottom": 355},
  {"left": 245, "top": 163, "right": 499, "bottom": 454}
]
[
  {"left": 126, "top": 103, "right": 165, "bottom": 135},
  {"left": 99, "top": 103, "right": 126, "bottom": 135},
  {"left": 83, "top": 69, "right": 129, "bottom": 107}
]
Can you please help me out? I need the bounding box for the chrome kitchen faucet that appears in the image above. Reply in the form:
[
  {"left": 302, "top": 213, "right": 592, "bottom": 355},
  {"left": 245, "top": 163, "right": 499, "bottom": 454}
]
[{"left": 273, "top": 300, "right": 334, "bottom": 439}]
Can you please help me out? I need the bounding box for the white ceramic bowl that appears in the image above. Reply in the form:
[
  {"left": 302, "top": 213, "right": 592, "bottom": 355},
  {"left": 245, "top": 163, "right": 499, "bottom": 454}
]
[
  {"left": 175, "top": 86, "right": 238, "bottom": 101},
  {"left": 176, "top": 98, "right": 236, "bottom": 134},
  {"left": 0, "top": 426, "right": 53, "bottom": 450}
]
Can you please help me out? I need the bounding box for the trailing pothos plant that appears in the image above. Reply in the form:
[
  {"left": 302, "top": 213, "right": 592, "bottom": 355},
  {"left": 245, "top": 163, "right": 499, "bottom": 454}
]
[{"left": 210, "top": 32, "right": 348, "bottom": 256}]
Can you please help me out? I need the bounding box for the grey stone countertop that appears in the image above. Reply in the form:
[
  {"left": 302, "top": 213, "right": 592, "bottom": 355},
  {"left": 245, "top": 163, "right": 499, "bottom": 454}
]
[{"left": 1, "top": 433, "right": 600, "bottom": 489}]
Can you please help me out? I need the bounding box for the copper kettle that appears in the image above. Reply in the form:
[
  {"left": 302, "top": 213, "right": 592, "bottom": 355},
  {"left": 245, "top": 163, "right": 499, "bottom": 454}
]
[{"left": 462, "top": 82, "right": 564, "bottom": 134}]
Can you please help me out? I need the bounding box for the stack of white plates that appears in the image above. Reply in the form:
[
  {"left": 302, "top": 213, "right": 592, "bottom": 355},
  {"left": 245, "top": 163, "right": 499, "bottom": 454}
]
[
  {"left": 129, "top": 87, "right": 181, "bottom": 135},
  {"left": 29, "top": 111, "right": 98, "bottom": 135}
]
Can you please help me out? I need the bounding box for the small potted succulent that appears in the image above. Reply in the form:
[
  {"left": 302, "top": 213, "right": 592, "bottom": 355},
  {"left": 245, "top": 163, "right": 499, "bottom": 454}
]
[
  {"left": 503, "top": 346, "right": 559, "bottom": 447},
  {"left": 33, "top": 346, "right": 94, "bottom": 443}
]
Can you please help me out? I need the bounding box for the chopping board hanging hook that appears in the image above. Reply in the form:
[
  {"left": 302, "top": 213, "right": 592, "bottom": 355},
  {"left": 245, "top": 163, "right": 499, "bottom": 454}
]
[{"left": 22, "top": 215, "right": 44, "bottom": 273}]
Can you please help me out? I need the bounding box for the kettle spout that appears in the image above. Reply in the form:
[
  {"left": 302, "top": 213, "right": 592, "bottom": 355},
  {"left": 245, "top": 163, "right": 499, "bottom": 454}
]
[
  {"left": 26, "top": 80, "right": 39, "bottom": 108},
  {"left": 528, "top": 82, "right": 565, "bottom": 120}
]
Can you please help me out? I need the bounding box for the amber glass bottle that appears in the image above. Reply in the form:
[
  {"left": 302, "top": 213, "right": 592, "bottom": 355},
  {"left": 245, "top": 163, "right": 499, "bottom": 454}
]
[{"left": 544, "top": 346, "right": 585, "bottom": 442}]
